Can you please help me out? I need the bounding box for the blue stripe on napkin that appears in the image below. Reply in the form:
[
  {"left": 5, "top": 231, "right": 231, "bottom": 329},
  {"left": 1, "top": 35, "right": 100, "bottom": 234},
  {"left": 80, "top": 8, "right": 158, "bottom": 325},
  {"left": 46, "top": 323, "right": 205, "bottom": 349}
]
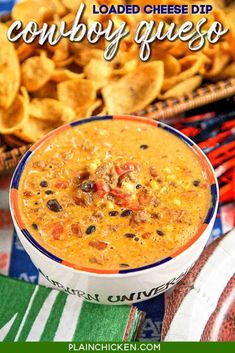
[
  {"left": 8, "top": 229, "right": 39, "bottom": 283},
  {"left": 136, "top": 294, "right": 165, "bottom": 341}
]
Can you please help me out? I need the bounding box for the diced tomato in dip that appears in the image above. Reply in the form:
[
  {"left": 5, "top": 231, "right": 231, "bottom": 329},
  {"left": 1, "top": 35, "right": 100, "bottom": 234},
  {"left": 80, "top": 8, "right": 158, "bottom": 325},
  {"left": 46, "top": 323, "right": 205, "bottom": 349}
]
[{"left": 19, "top": 120, "right": 211, "bottom": 270}]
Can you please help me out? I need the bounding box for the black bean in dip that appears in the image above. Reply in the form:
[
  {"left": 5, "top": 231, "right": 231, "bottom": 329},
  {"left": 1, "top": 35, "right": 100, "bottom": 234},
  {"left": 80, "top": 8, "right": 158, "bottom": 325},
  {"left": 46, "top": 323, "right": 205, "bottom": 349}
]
[
  {"left": 121, "top": 209, "right": 133, "bottom": 217},
  {"left": 47, "top": 199, "right": 63, "bottom": 212},
  {"left": 40, "top": 181, "right": 48, "bottom": 187},
  {"left": 140, "top": 144, "right": 149, "bottom": 150},
  {"left": 86, "top": 225, "right": 96, "bottom": 235},
  {"left": 193, "top": 180, "right": 201, "bottom": 187},
  {"left": 109, "top": 211, "right": 119, "bottom": 216},
  {"left": 124, "top": 233, "right": 135, "bottom": 238},
  {"left": 81, "top": 180, "right": 95, "bottom": 193},
  {"left": 32, "top": 223, "right": 38, "bottom": 230},
  {"left": 120, "top": 263, "right": 130, "bottom": 267},
  {"left": 156, "top": 230, "right": 164, "bottom": 236},
  {"left": 136, "top": 184, "right": 142, "bottom": 189},
  {"left": 45, "top": 190, "right": 54, "bottom": 195}
]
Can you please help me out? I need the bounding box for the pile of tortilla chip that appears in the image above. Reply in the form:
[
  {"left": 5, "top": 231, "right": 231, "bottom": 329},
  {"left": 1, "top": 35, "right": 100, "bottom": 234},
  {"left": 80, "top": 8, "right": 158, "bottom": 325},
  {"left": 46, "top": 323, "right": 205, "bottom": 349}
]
[{"left": 0, "top": 0, "right": 235, "bottom": 143}]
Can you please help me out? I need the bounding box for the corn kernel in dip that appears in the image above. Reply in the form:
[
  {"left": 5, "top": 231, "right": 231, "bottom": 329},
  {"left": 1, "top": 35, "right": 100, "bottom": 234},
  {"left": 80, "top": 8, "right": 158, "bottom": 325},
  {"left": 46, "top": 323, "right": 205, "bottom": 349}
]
[{"left": 19, "top": 119, "right": 211, "bottom": 270}]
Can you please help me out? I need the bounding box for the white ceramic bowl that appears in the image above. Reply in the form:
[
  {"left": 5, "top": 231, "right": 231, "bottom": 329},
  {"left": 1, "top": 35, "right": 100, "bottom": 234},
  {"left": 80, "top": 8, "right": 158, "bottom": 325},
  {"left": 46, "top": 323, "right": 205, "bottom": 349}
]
[{"left": 9, "top": 116, "right": 219, "bottom": 305}]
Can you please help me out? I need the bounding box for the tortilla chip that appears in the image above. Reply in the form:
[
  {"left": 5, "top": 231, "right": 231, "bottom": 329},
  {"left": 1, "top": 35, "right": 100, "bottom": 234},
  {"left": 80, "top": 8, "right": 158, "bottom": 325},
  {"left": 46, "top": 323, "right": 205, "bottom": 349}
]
[
  {"left": 163, "top": 55, "right": 181, "bottom": 77},
  {"left": 14, "top": 117, "right": 53, "bottom": 143},
  {"left": 151, "top": 53, "right": 181, "bottom": 77},
  {"left": 51, "top": 69, "right": 84, "bottom": 82},
  {"left": 61, "top": 0, "right": 83, "bottom": 10},
  {"left": 29, "top": 98, "right": 75, "bottom": 123},
  {"left": 0, "top": 0, "right": 233, "bottom": 145},
  {"left": 168, "top": 41, "right": 189, "bottom": 58},
  {"left": 49, "top": 0, "right": 67, "bottom": 16},
  {"left": 202, "top": 41, "right": 221, "bottom": 58},
  {"left": 211, "top": 0, "right": 225, "bottom": 9},
  {"left": 54, "top": 56, "right": 74, "bottom": 68},
  {"left": 21, "top": 55, "right": 55, "bottom": 92},
  {"left": 112, "top": 59, "right": 138, "bottom": 76},
  {"left": 0, "top": 24, "right": 20, "bottom": 109},
  {"left": 84, "top": 59, "right": 113, "bottom": 89},
  {"left": 0, "top": 92, "right": 28, "bottom": 134},
  {"left": 12, "top": 0, "right": 66, "bottom": 26},
  {"left": 59, "top": 11, "right": 77, "bottom": 28},
  {"left": 57, "top": 79, "right": 97, "bottom": 109},
  {"left": 203, "top": 52, "right": 230, "bottom": 79},
  {"left": 102, "top": 61, "right": 164, "bottom": 114},
  {"left": 31, "top": 81, "right": 58, "bottom": 99},
  {"left": 72, "top": 45, "right": 103, "bottom": 67},
  {"left": 12, "top": 0, "right": 54, "bottom": 26},
  {"left": 161, "top": 76, "right": 203, "bottom": 99},
  {"left": 16, "top": 43, "right": 34, "bottom": 62},
  {"left": 217, "top": 62, "right": 235, "bottom": 79},
  {"left": 76, "top": 100, "right": 102, "bottom": 118},
  {"left": 162, "top": 54, "right": 207, "bottom": 91},
  {"left": 49, "top": 38, "right": 70, "bottom": 63}
]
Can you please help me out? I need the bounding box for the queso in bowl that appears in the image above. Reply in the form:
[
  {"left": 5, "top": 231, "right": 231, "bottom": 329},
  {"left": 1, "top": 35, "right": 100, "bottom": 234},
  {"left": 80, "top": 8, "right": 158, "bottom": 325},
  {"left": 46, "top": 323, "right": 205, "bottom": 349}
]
[{"left": 10, "top": 116, "right": 218, "bottom": 304}]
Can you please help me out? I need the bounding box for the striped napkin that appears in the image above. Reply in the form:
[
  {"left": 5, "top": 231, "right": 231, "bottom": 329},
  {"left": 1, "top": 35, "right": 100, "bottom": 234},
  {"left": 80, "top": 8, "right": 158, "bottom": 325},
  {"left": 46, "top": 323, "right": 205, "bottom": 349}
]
[
  {"left": 0, "top": 174, "right": 144, "bottom": 342},
  {"left": 0, "top": 275, "right": 143, "bottom": 342}
]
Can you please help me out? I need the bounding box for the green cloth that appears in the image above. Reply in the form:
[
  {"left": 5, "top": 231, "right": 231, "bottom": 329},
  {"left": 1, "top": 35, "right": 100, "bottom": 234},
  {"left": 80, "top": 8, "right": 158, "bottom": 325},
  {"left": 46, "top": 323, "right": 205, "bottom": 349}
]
[{"left": 0, "top": 275, "right": 143, "bottom": 342}]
